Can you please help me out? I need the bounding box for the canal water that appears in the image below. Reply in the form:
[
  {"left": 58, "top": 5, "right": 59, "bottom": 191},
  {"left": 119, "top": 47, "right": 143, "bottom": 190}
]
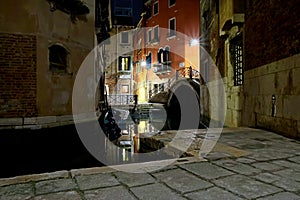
[{"left": 0, "top": 105, "right": 179, "bottom": 178}]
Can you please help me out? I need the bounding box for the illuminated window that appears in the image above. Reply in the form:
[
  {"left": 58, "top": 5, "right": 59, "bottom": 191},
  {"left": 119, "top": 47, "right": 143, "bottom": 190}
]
[{"left": 118, "top": 56, "right": 131, "bottom": 71}]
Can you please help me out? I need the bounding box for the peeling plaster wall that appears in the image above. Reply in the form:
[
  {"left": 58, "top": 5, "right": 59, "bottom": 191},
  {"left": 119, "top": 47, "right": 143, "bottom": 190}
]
[{"left": 0, "top": 0, "right": 95, "bottom": 118}]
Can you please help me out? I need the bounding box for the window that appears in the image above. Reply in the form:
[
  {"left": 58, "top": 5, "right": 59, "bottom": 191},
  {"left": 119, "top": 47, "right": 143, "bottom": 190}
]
[
  {"left": 121, "top": 31, "right": 129, "bottom": 44},
  {"left": 146, "top": 52, "right": 152, "bottom": 69},
  {"left": 157, "top": 48, "right": 164, "bottom": 63},
  {"left": 153, "top": 2, "right": 159, "bottom": 15},
  {"left": 164, "top": 46, "right": 170, "bottom": 63},
  {"left": 49, "top": 44, "right": 69, "bottom": 73},
  {"left": 118, "top": 56, "right": 131, "bottom": 71},
  {"left": 148, "top": 29, "right": 152, "bottom": 43},
  {"left": 114, "top": 7, "right": 132, "bottom": 17},
  {"left": 169, "top": 18, "right": 176, "bottom": 37},
  {"left": 121, "top": 85, "right": 129, "bottom": 94},
  {"left": 169, "top": 0, "right": 176, "bottom": 7},
  {"left": 230, "top": 35, "right": 243, "bottom": 86},
  {"left": 153, "top": 26, "right": 159, "bottom": 42}
]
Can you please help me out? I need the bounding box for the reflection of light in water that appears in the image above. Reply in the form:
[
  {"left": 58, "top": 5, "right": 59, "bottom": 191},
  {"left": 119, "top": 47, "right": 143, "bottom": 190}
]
[{"left": 104, "top": 107, "right": 165, "bottom": 165}]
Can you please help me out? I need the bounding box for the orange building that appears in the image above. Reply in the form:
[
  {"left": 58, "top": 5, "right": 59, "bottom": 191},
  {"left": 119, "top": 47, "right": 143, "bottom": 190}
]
[{"left": 133, "top": 0, "right": 200, "bottom": 102}]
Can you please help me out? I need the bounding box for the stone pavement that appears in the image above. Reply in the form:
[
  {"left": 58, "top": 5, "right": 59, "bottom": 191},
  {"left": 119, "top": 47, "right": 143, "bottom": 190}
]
[{"left": 0, "top": 127, "right": 300, "bottom": 200}]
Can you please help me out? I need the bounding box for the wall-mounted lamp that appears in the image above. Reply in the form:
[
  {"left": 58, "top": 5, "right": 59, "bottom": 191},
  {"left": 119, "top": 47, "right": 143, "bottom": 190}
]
[{"left": 271, "top": 94, "right": 276, "bottom": 117}]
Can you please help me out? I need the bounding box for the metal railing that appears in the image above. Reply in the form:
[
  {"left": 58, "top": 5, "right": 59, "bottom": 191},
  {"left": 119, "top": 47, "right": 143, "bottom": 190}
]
[{"left": 106, "top": 94, "right": 135, "bottom": 105}]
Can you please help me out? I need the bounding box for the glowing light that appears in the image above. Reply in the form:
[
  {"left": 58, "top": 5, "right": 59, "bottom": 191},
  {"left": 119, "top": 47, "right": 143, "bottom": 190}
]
[
  {"left": 141, "top": 60, "right": 146, "bottom": 67},
  {"left": 190, "top": 38, "right": 199, "bottom": 46}
]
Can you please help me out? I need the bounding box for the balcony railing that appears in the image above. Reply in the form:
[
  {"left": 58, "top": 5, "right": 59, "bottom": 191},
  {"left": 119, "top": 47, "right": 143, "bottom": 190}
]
[
  {"left": 107, "top": 94, "right": 135, "bottom": 105},
  {"left": 153, "top": 64, "right": 172, "bottom": 75}
]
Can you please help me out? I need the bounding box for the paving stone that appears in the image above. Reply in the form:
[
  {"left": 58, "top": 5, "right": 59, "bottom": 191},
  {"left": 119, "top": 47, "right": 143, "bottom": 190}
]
[
  {"left": 273, "top": 169, "right": 300, "bottom": 182},
  {"left": 84, "top": 185, "right": 136, "bottom": 200},
  {"left": 253, "top": 173, "right": 281, "bottom": 183},
  {"left": 184, "top": 187, "right": 244, "bottom": 200},
  {"left": 236, "top": 157, "right": 256, "bottom": 164},
  {"left": 257, "top": 192, "right": 300, "bottom": 200},
  {"left": 251, "top": 162, "right": 284, "bottom": 171},
  {"left": 153, "top": 168, "right": 213, "bottom": 193},
  {"left": 213, "top": 159, "right": 261, "bottom": 175},
  {"left": 75, "top": 173, "right": 120, "bottom": 191},
  {"left": 272, "top": 160, "right": 300, "bottom": 171},
  {"left": 213, "top": 174, "right": 282, "bottom": 199},
  {"left": 130, "top": 183, "right": 186, "bottom": 200},
  {"left": 272, "top": 177, "right": 300, "bottom": 192},
  {"left": 179, "top": 162, "right": 234, "bottom": 180},
  {"left": 0, "top": 183, "right": 33, "bottom": 200},
  {"left": 34, "top": 191, "right": 82, "bottom": 200},
  {"left": 35, "top": 178, "right": 77, "bottom": 195},
  {"left": 203, "top": 152, "right": 233, "bottom": 160},
  {"left": 114, "top": 171, "right": 155, "bottom": 187},
  {"left": 288, "top": 156, "right": 300, "bottom": 164}
]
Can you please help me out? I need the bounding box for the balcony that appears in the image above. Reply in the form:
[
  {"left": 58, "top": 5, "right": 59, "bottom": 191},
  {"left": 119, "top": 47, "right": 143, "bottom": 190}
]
[{"left": 153, "top": 63, "right": 172, "bottom": 75}]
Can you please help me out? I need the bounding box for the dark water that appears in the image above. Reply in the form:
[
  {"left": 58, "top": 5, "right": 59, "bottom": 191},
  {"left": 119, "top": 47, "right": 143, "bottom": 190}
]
[
  {"left": 0, "top": 104, "right": 205, "bottom": 178},
  {"left": 0, "top": 106, "right": 171, "bottom": 178}
]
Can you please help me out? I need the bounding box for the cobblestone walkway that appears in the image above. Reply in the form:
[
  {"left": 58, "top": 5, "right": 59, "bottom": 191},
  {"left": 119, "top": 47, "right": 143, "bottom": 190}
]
[{"left": 0, "top": 128, "right": 299, "bottom": 199}]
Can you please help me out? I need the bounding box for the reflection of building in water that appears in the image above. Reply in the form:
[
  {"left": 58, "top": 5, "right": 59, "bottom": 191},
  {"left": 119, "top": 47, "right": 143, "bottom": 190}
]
[{"left": 103, "top": 118, "right": 160, "bottom": 164}]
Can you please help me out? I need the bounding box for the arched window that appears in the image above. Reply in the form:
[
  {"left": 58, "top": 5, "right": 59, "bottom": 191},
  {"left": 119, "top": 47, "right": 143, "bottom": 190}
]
[
  {"left": 157, "top": 48, "right": 164, "bottom": 63},
  {"left": 49, "top": 44, "right": 69, "bottom": 72},
  {"left": 146, "top": 52, "right": 152, "bottom": 69},
  {"left": 164, "top": 46, "right": 170, "bottom": 63}
]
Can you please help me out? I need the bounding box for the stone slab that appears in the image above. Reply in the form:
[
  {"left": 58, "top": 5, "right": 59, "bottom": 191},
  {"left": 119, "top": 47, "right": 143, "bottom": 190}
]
[
  {"left": 35, "top": 179, "right": 77, "bottom": 195},
  {"left": 0, "top": 183, "right": 33, "bottom": 200},
  {"left": 0, "top": 118, "right": 23, "bottom": 126},
  {"left": 213, "top": 159, "right": 261, "bottom": 175},
  {"left": 34, "top": 191, "right": 82, "bottom": 200},
  {"left": 114, "top": 171, "right": 155, "bottom": 187},
  {"left": 130, "top": 183, "right": 186, "bottom": 200},
  {"left": 84, "top": 185, "right": 136, "bottom": 200},
  {"left": 75, "top": 173, "right": 120, "bottom": 191},
  {"left": 179, "top": 162, "right": 234, "bottom": 180},
  {"left": 184, "top": 186, "right": 244, "bottom": 200},
  {"left": 153, "top": 168, "right": 213, "bottom": 193},
  {"left": 251, "top": 162, "right": 285, "bottom": 172},
  {"left": 257, "top": 192, "right": 300, "bottom": 200},
  {"left": 213, "top": 174, "right": 282, "bottom": 199},
  {"left": 0, "top": 170, "right": 69, "bottom": 187}
]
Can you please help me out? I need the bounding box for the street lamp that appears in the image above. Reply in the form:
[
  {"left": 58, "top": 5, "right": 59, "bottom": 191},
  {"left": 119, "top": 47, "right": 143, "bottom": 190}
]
[{"left": 190, "top": 38, "right": 199, "bottom": 46}]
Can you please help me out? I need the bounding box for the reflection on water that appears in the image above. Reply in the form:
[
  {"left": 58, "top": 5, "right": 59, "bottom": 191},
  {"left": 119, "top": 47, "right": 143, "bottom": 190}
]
[{"left": 103, "top": 105, "right": 175, "bottom": 165}]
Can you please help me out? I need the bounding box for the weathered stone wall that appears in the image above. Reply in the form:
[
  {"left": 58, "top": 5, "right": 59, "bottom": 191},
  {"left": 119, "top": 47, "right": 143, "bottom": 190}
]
[
  {"left": 0, "top": 33, "right": 37, "bottom": 118},
  {"left": 243, "top": 54, "right": 300, "bottom": 138},
  {"left": 244, "top": 0, "right": 300, "bottom": 71},
  {"left": 0, "top": 0, "right": 95, "bottom": 121}
]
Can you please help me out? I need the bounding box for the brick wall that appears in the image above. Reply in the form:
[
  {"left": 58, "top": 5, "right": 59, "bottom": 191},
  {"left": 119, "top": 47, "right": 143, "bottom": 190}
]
[
  {"left": 244, "top": 0, "right": 300, "bottom": 71},
  {"left": 0, "top": 33, "right": 37, "bottom": 117}
]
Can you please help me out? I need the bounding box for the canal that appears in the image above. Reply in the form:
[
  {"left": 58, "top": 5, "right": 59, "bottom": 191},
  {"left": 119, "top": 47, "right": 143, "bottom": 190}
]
[{"left": 0, "top": 104, "right": 181, "bottom": 178}]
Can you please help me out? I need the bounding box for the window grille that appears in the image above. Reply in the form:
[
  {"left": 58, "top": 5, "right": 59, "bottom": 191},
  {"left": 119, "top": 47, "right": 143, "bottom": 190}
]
[{"left": 230, "top": 35, "right": 243, "bottom": 86}]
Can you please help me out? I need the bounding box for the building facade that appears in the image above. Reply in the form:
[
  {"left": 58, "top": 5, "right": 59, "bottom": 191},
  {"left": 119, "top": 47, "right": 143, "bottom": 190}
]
[
  {"left": 103, "top": 0, "right": 143, "bottom": 107},
  {"left": 0, "top": 0, "right": 95, "bottom": 127},
  {"left": 201, "top": 0, "right": 300, "bottom": 138},
  {"left": 133, "top": 0, "right": 201, "bottom": 102}
]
